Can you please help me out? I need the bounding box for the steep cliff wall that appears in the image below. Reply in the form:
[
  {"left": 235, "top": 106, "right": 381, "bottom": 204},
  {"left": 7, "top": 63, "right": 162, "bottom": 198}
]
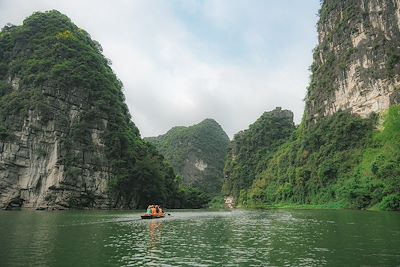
[
  {"left": 0, "top": 90, "right": 112, "bottom": 209},
  {"left": 241, "top": 0, "right": 400, "bottom": 211},
  {"left": 306, "top": 0, "right": 400, "bottom": 122},
  {"left": 0, "top": 11, "right": 177, "bottom": 209}
]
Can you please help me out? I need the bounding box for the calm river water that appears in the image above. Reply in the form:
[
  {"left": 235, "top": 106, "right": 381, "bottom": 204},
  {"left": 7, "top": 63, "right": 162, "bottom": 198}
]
[{"left": 0, "top": 209, "right": 399, "bottom": 266}]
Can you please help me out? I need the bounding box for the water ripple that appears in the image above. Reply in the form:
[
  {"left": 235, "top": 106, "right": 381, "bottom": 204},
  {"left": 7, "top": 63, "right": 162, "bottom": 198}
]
[{"left": 1, "top": 209, "right": 399, "bottom": 266}]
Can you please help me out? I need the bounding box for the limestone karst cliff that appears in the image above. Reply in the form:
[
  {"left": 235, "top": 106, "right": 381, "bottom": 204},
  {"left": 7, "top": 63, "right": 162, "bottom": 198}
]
[
  {"left": 306, "top": 0, "right": 400, "bottom": 122},
  {"left": 0, "top": 11, "right": 178, "bottom": 209},
  {"left": 146, "top": 119, "right": 230, "bottom": 196},
  {"left": 232, "top": 0, "right": 400, "bottom": 210}
]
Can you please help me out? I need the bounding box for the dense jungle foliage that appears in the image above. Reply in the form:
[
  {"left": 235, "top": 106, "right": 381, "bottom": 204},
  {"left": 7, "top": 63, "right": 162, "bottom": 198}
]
[
  {"left": 222, "top": 108, "right": 295, "bottom": 200},
  {"left": 241, "top": 107, "right": 400, "bottom": 211}
]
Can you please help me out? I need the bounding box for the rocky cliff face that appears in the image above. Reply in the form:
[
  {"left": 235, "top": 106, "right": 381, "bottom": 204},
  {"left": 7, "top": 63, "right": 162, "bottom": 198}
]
[
  {"left": 0, "top": 12, "right": 109, "bottom": 209},
  {"left": 0, "top": 11, "right": 177, "bottom": 210},
  {"left": 146, "top": 119, "right": 229, "bottom": 196},
  {"left": 306, "top": 0, "right": 400, "bottom": 122},
  {"left": 0, "top": 96, "right": 111, "bottom": 210},
  {"left": 242, "top": 0, "right": 400, "bottom": 211}
]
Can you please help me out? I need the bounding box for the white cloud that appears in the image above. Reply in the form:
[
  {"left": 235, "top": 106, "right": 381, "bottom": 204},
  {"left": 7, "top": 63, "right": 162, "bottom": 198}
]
[{"left": 0, "top": 0, "right": 320, "bottom": 138}]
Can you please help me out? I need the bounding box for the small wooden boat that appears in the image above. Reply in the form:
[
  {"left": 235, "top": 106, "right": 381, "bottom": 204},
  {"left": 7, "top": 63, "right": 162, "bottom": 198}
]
[
  {"left": 141, "top": 213, "right": 165, "bottom": 219},
  {"left": 141, "top": 204, "right": 166, "bottom": 219}
]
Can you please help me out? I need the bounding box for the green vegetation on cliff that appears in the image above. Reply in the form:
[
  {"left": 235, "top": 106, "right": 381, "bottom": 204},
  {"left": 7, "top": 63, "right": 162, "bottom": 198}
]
[
  {"left": 245, "top": 111, "right": 375, "bottom": 207},
  {"left": 238, "top": 0, "right": 400, "bottom": 211},
  {"left": 244, "top": 107, "right": 400, "bottom": 211},
  {"left": 222, "top": 108, "right": 295, "bottom": 200},
  {"left": 0, "top": 11, "right": 179, "bottom": 208},
  {"left": 146, "top": 119, "right": 230, "bottom": 197},
  {"left": 351, "top": 106, "right": 400, "bottom": 210},
  {"left": 229, "top": 0, "right": 400, "bottom": 211}
]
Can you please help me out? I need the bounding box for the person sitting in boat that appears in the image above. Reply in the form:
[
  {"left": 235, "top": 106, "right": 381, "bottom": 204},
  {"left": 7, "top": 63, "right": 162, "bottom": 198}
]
[
  {"left": 146, "top": 205, "right": 153, "bottom": 215},
  {"left": 151, "top": 206, "right": 157, "bottom": 215}
]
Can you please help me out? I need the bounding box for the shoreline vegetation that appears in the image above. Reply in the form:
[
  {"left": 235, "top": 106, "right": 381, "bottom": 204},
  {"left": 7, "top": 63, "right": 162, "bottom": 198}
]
[
  {"left": 3, "top": 205, "right": 386, "bottom": 212},
  {"left": 209, "top": 203, "right": 388, "bottom": 212},
  {"left": 208, "top": 195, "right": 395, "bottom": 212}
]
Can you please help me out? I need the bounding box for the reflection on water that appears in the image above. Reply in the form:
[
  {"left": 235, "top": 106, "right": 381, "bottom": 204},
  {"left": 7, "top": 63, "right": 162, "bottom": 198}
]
[
  {"left": 148, "top": 220, "right": 162, "bottom": 249},
  {"left": 0, "top": 209, "right": 399, "bottom": 266}
]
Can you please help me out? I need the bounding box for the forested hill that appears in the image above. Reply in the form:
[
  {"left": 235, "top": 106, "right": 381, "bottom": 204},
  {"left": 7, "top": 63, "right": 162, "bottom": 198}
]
[
  {"left": 222, "top": 107, "right": 295, "bottom": 200},
  {"left": 237, "top": 0, "right": 400, "bottom": 211},
  {"left": 0, "top": 10, "right": 181, "bottom": 210},
  {"left": 145, "top": 119, "right": 229, "bottom": 196}
]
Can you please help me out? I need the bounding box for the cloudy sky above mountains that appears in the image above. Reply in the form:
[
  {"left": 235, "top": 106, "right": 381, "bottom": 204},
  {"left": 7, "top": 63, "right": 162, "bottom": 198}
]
[{"left": 0, "top": 0, "right": 320, "bottom": 138}]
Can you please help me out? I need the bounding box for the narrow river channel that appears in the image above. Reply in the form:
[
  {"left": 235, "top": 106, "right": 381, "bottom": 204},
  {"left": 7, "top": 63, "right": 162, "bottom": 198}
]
[{"left": 0, "top": 209, "right": 399, "bottom": 266}]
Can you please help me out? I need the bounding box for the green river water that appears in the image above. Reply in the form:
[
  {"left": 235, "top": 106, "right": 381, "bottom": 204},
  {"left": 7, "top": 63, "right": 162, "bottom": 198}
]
[{"left": 0, "top": 209, "right": 399, "bottom": 266}]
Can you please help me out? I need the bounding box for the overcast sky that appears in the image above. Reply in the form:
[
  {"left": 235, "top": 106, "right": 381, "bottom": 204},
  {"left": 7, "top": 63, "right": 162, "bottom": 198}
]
[{"left": 0, "top": 0, "right": 320, "bottom": 138}]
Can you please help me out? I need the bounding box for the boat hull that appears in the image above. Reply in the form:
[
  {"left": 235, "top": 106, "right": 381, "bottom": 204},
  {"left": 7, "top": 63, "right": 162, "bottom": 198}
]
[{"left": 141, "top": 214, "right": 165, "bottom": 219}]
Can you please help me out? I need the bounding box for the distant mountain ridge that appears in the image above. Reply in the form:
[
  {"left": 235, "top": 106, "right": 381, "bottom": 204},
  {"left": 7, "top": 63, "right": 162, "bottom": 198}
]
[{"left": 146, "top": 119, "right": 230, "bottom": 196}]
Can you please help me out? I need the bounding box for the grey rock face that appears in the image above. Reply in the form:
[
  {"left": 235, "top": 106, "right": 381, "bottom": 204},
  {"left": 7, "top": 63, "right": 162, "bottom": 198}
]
[
  {"left": 0, "top": 84, "right": 112, "bottom": 210},
  {"left": 306, "top": 0, "right": 400, "bottom": 122}
]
